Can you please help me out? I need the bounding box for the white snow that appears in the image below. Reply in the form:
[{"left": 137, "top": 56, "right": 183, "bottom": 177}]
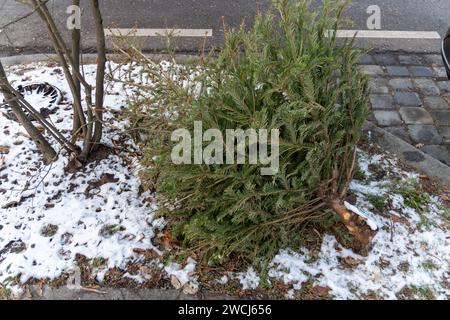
[
  {"left": 236, "top": 267, "right": 260, "bottom": 290},
  {"left": 216, "top": 275, "right": 229, "bottom": 285},
  {"left": 269, "top": 248, "right": 318, "bottom": 290},
  {"left": 344, "top": 201, "right": 378, "bottom": 231}
]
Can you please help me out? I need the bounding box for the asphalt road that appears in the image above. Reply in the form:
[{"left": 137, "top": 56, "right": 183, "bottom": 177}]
[{"left": 0, "top": 0, "right": 449, "bottom": 55}]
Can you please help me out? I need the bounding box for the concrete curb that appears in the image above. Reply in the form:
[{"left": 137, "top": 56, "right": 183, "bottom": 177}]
[
  {"left": 0, "top": 53, "right": 199, "bottom": 67},
  {"left": 21, "top": 286, "right": 235, "bottom": 301},
  {"left": 363, "top": 120, "right": 450, "bottom": 187}
]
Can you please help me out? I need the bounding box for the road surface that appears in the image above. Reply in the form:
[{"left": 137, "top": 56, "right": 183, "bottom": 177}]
[{"left": 0, "top": 0, "right": 449, "bottom": 55}]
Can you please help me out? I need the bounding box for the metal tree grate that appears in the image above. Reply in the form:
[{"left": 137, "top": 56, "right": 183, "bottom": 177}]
[{"left": 1, "top": 83, "right": 62, "bottom": 121}]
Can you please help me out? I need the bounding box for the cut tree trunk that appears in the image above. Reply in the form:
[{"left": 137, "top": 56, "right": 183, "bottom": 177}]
[{"left": 328, "top": 197, "right": 377, "bottom": 253}]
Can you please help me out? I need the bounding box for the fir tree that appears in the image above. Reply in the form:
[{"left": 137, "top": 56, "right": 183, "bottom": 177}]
[{"left": 127, "top": 0, "right": 375, "bottom": 264}]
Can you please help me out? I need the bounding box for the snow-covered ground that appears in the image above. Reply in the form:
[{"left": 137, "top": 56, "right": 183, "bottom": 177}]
[
  {"left": 268, "top": 152, "right": 449, "bottom": 300},
  {"left": 0, "top": 62, "right": 449, "bottom": 299},
  {"left": 0, "top": 62, "right": 166, "bottom": 292}
]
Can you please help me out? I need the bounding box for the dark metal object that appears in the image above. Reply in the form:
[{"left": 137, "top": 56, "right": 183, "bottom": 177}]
[
  {"left": 1, "top": 82, "right": 62, "bottom": 122},
  {"left": 443, "top": 27, "right": 450, "bottom": 79}
]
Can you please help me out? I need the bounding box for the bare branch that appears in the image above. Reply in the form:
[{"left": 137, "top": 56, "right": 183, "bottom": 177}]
[
  {"left": 90, "top": 0, "right": 106, "bottom": 151},
  {"left": 70, "top": 0, "right": 83, "bottom": 138}
]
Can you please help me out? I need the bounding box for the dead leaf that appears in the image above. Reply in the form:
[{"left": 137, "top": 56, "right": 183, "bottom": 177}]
[
  {"left": 139, "top": 265, "right": 150, "bottom": 275},
  {"left": 163, "top": 230, "right": 181, "bottom": 251},
  {"left": 170, "top": 275, "right": 183, "bottom": 290},
  {"left": 85, "top": 173, "right": 119, "bottom": 194},
  {"left": 0, "top": 240, "right": 27, "bottom": 262},
  {"left": 312, "top": 285, "right": 331, "bottom": 297},
  {"left": 1, "top": 199, "right": 20, "bottom": 209},
  {"left": 339, "top": 256, "right": 363, "bottom": 268},
  {"left": 182, "top": 283, "right": 199, "bottom": 295},
  {"left": 66, "top": 157, "right": 83, "bottom": 174},
  {"left": 378, "top": 257, "right": 391, "bottom": 268},
  {"left": 0, "top": 146, "right": 9, "bottom": 154},
  {"left": 133, "top": 248, "right": 160, "bottom": 260}
]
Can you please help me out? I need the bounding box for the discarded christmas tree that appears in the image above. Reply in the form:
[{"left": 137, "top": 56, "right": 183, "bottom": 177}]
[{"left": 129, "top": 0, "right": 375, "bottom": 264}]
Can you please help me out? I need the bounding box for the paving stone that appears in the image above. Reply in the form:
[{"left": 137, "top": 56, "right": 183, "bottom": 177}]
[
  {"left": 423, "top": 54, "right": 444, "bottom": 66},
  {"left": 437, "top": 81, "right": 450, "bottom": 93},
  {"left": 423, "top": 96, "right": 449, "bottom": 110},
  {"left": 430, "top": 111, "right": 450, "bottom": 126},
  {"left": 358, "top": 54, "right": 375, "bottom": 65},
  {"left": 403, "top": 151, "right": 427, "bottom": 162},
  {"left": 394, "top": 92, "right": 422, "bottom": 106},
  {"left": 386, "top": 66, "right": 410, "bottom": 77},
  {"left": 409, "top": 66, "right": 434, "bottom": 77},
  {"left": 399, "top": 107, "right": 434, "bottom": 125},
  {"left": 407, "top": 125, "right": 443, "bottom": 144},
  {"left": 373, "top": 110, "right": 403, "bottom": 127},
  {"left": 389, "top": 78, "right": 413, "bottom": 91},
  {"left": 369, "top": 78, "right": 389, "bottom": 94},
  {"left": 438, "top": 126, "right": 450, "bottom": 141},
  {"left": 362, "top": 65, "right": 384, "bottom": 76},
  {"left": 420, "top": 145, "right": 450, "bottom": 166},
  {"left": 413, "top": 79, "right": 440, "bottom": 95},
  {"left": 374, "top": 54, "right": 399, "bottom": 66},
  {"left": 384, "top": 126, "right": 412, "bottom": 143},
  {"left": 433, "top": 67, "right": 448, "bottom": 79},
  {"left": 398, "top": 55, "right": 424, "bottom": 65},
  {"left": 369, "top": 94, "right": 394, "bottom": 109}
]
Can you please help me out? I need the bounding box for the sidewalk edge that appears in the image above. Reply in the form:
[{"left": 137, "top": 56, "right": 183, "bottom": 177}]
[
  {"left": 363, "top": 121, "right": 450, "bottom": 187},
  {"left": 0, "top": 53, "right": 198, "bottom": 67},
  {"left": 20, "top": 286, "right": 236, "bottom": 301}
]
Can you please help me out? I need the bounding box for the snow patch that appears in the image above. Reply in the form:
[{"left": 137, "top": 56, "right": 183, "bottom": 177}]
[{"left": 236, "top": 267, "right": 260, "bottom": 290}]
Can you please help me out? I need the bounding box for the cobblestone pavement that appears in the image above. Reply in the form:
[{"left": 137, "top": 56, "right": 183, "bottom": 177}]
[{"left": 361, "top": 53, "right": 450, "bottom": 166}]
